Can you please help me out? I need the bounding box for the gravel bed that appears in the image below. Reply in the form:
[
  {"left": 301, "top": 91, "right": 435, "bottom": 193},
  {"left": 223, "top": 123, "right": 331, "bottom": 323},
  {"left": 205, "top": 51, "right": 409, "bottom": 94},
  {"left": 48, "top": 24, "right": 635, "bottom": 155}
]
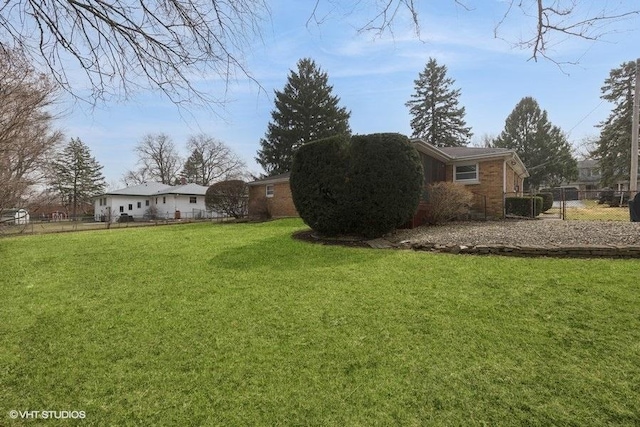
[{"left": 388, "top": 219, "right": 640, "bottom": 247}]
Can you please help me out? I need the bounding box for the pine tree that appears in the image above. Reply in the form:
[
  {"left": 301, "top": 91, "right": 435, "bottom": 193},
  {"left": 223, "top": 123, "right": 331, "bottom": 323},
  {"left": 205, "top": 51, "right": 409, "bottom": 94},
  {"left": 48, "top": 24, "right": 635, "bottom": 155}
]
[
  {"left": 406, "top": 58, "right": 472, "bottom": 147},
  {"left": 591, "top": 61, "right": 638, "bottom": 187},
  {"left": 50, "top": 138, "right": 106, "bottom": 218},
  {"left": 494, "top": 97, "right": 577, "bottom": 190},
  {"left": 256, "top": 58, "right": 351, "bottom": 176}
]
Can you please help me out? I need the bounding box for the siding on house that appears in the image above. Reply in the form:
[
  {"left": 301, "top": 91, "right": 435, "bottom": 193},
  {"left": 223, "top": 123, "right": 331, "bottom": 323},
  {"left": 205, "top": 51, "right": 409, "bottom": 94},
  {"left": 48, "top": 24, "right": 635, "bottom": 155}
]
[{"left": 94, "top": 182, "right": 210, "bottom": 222}]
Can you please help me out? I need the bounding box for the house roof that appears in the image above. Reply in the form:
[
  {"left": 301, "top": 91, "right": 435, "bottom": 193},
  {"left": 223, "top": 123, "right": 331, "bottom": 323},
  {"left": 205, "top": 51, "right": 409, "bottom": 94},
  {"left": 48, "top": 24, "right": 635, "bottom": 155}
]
[
  {"left": 411, "top": 139, "right": 529, "bottom": 178},
  {"left": 103, "top": 182, "right": 172, "bottom": 196},
  {"left": 247, "top": 172, "right": 291, "bottom": 186},
  {"left": 157, "top": 183, "right": 209, "bottom": 196},
  {"left": 100, "top": 182, "right": 209, "bottom": 197}
]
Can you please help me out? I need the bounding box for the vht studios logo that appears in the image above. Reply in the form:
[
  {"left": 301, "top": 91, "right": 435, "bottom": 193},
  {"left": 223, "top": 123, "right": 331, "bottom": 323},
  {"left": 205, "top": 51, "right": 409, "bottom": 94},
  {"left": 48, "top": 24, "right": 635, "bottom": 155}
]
[{"left": 9, "top": 410, "right": 86, "bottom": 419}]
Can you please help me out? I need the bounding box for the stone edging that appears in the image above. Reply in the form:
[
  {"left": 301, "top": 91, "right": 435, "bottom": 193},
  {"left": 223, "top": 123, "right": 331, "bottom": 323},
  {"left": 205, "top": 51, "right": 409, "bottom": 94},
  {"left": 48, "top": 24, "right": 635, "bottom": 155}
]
[{"left": 408, "top": 242, "right": 640, "bottom": 258}]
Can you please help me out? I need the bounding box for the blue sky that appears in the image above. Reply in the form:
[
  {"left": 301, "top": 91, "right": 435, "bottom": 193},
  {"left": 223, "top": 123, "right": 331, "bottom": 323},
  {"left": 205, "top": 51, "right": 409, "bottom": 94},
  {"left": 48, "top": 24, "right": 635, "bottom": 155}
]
[{"left": 55, "top": 0, "right": 640, "bottom": 187}]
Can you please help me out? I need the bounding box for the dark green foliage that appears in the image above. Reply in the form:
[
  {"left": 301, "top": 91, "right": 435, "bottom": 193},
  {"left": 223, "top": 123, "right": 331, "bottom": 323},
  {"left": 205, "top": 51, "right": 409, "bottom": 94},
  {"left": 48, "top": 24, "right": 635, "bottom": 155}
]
[
  {"left": 591, "top": 61, "right": 638, "bottom": 187},
  {"left": 256, "top": 58, "right": 351, "bottom": 176},
  {"left": 291, "top": 133, "right": 423, "bottom": 237},
  {"left": 537, "top": 192, "right": 553, "bottom": 212},
  {"left": 505, "top": 196, "right": 543, "bottom": 218},
  {"left": 50, "top": 137, "right": 106, "bottom": 218},
  {"left": 290, "top": 135, "right": 351, "bottom": 236},
  {"left": 406, "top": 57, "right": 472, "bottom": 147},
  {"left": 494, "top": 97, "right": 577, "bottom": 190}
]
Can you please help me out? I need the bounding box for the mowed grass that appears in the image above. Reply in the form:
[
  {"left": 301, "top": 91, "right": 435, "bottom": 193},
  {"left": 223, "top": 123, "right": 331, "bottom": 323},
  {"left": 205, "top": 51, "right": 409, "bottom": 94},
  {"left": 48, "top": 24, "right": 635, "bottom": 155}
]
[{"left": 1, "top": 219, "right": 640, "bottom": 426}]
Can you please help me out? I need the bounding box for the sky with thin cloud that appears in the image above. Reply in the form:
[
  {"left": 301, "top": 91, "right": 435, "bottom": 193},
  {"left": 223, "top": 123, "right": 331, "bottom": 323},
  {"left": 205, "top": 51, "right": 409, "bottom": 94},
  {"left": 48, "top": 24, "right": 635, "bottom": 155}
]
[{"left": 57, "top": 0, "right": 640, "bottom": 187}]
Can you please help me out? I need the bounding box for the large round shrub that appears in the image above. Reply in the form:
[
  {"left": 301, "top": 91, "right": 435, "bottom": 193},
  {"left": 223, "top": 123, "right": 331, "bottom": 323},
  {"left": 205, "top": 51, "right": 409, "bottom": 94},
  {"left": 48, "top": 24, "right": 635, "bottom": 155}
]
[
  {"left": 291, "top": 132, "right": 423, "bottom": 237},
  {"left": 290, "top": 135, "right": 351, "bottom": 236},
  {"left": 348, "top": 133, "right": 423, "bottom": 237}
]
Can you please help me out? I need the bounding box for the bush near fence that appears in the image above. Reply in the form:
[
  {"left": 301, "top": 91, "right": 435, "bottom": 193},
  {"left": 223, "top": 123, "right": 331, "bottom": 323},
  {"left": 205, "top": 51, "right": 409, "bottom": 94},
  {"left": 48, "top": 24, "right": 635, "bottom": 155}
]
[{"left": 505, "top": 196, "right": 543, "bottom": 218}]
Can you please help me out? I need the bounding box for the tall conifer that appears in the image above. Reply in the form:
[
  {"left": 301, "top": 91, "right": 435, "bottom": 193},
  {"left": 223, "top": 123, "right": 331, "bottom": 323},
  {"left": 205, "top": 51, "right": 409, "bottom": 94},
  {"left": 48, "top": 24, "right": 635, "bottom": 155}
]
[
  {"left": 406, "top": 58, "right": 472, "bottom": 147},
  {"left": 256, "top": 58, "right": 351, "bottom": 176}
]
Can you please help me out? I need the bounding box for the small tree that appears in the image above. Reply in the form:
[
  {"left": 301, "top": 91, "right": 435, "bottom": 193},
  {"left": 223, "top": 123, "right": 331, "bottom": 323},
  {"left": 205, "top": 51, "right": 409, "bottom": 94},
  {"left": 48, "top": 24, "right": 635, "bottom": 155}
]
[
  {"left": 50, "top": 138, "right": 106, "bottom": 219},
  {"left": 205, "top": 180, "right": 248, "bottom": 218}
]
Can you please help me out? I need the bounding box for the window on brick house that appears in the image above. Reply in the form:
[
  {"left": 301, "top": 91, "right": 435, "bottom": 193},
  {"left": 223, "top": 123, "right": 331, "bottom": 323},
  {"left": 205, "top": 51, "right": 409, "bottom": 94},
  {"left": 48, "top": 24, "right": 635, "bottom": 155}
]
[
  {"left": 266, "top": 184, "right": 274, "bottom": 198},
  {"left": 454, "top": 164, "right": 479, "bottom": 183}
]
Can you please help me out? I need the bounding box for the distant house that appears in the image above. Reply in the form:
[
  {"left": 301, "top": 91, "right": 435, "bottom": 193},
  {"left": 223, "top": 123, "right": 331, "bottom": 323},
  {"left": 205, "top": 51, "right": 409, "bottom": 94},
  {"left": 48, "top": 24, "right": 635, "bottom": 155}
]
[
  {"left": 563, "top": 159, "right": 640, "bottom": 194},
  {"left": 246, "top": 139, "right": 529, "bottom": 223},
  {"left": 94, "top": 182, "right": 211, "bottom": 222},
  {"left": 0, "top": 208, "right": 30, "bottom": 225}
]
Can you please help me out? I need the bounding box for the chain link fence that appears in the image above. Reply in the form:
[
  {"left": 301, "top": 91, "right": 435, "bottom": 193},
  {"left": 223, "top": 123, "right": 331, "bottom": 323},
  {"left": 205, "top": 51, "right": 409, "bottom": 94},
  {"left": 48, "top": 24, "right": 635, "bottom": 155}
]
[
  {"left": 505, "top": 188, "right": 637, "bottom": 221},
  {"left": 0, "top": 209, "right": 238, "bottom": 237}
]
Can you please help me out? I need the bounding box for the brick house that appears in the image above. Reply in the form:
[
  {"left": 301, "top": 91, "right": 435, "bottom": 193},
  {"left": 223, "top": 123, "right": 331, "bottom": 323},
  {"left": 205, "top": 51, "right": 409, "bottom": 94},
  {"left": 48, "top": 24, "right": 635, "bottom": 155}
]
[
  {"left": 247, "top": 139, "right": 529, "bottom": 222},
  {"left": 412, "top": 139, "right": 528, "bottom": 222},
  {"left": 247, "top": 172, "right": 297, "bottom": 219}
]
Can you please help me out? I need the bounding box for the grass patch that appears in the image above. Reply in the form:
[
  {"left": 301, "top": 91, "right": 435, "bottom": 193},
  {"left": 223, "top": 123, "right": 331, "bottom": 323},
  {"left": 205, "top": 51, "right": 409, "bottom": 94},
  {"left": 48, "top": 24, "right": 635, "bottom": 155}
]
[
  {"left": 565, "top": 200, "right": 630, "bottom": 221},
  {"left": 1, "top": 219, "right": 640, "bottom": 425}
]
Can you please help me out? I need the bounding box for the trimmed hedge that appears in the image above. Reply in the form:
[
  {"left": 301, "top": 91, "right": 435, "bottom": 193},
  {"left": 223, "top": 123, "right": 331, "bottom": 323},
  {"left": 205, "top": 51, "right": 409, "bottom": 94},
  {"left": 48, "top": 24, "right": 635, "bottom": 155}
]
[
  {"left": 291, "top": 133, "right": 423, "bottom": 237},
  {"left": 290, "top": 135, "right": 351, "bottom": 236},
  {"left": 505, "top": 196, "right": 543, "bottom": 218},
  {"left": 537, "top": 192, "right": 553, "bottom": 212}
]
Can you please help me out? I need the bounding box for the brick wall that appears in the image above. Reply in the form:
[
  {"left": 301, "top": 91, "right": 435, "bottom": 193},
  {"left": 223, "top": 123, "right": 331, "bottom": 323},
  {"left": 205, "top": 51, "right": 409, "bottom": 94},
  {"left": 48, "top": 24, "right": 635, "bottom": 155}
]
[
  {"left": 248, "top": 181, "right": 298, "bottom": 219},
  {"left": 445, "top": 159, "right": 506, "bottom": 218}
]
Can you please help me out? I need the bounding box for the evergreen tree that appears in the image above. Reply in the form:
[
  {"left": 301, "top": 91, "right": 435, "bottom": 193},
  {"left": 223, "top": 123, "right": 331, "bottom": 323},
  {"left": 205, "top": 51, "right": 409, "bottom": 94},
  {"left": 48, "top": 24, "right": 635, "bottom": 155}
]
[
  {"left": 50, "top": 138, "right": 106, "bottom": 218},
  {"left": 591, "top": 61, "right": 638, "bottom": 187},
  {"left": 256, "top": 58, "right": 351, "bottom": 176},
  {"left": 494, "top": 97, "right": 577, "bottom": 190},
  {"left": 406, "top": 58, "right": 472, "bottom": 147}
]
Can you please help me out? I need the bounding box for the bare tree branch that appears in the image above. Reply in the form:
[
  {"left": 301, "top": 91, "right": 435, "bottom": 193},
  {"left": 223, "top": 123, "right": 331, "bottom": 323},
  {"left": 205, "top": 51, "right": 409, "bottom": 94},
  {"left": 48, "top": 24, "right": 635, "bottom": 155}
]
[{"left": 0, "top": 0, "right": 269, "bottom": 107}]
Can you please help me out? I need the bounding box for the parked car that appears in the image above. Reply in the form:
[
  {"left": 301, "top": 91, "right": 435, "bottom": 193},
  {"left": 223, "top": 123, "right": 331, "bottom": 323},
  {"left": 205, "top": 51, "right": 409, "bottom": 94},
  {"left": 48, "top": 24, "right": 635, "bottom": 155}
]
[{"left": 117, "top": 213, "right": 134, "bottom": 223}]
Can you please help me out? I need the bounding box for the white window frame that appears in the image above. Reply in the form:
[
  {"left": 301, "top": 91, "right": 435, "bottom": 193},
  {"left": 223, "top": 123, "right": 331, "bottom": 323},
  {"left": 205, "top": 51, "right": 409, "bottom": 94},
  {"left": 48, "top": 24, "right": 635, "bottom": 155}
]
[
  {"left": 454, "top": 163, "right": 479, "bottom": 184},
  {"left": 189, "top": 196, "right": 197, "bottom": 204},
  {"left": 265, "top": 184, "right": 274, "bottom": 198}
]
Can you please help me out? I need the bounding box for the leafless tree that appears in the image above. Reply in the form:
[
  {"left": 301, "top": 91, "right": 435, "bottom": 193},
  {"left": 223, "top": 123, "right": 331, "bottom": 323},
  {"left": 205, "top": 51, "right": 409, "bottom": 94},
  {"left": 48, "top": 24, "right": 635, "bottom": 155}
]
[
  {"left": 0, "top": 49, "right": 63, "bottom": 215},
  {"left": 494, "top": 0, "right": 640, "bottom": 63},
  {"left": 126, "top": 133, "right": 182, "bottom": 185},
  {"left": 311, "top": 1, "right": 638, "bottom": 63},
  {"left": 0, "top": 0, "right": 269, "bottom": 107},
  {"left": 1, "top": 1, "right": 636, "bottom": 110},
  {"left": 182, "top": 134, "right": 246, "bottom": 185}
]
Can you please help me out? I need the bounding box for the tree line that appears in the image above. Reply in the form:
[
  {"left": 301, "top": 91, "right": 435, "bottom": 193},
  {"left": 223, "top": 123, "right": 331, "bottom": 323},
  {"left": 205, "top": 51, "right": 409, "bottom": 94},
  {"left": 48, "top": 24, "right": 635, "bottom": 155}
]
[{"left": 256, "top": 56, "right": 638, "bottom": 191}]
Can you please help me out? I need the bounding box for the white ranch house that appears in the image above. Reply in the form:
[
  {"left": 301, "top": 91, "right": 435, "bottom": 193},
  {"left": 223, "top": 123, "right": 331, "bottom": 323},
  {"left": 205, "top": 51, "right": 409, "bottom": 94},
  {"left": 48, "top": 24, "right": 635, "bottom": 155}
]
[{"left": 95, "top": 182, "right": 213, "bottom": 222}]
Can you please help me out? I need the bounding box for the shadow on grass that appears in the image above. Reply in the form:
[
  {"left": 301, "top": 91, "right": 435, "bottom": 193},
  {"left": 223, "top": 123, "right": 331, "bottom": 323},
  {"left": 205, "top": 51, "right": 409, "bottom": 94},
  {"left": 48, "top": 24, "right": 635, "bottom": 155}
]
[{"left": 211, "top": 233, "right": 391, "bottom": 271}]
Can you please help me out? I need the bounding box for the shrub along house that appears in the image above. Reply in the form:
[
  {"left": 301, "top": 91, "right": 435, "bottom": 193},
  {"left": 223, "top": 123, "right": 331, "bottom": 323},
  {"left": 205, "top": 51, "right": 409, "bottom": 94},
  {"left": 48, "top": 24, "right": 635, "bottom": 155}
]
[{"left": 247, "top": 139, "right": 529, "bottom": 224}]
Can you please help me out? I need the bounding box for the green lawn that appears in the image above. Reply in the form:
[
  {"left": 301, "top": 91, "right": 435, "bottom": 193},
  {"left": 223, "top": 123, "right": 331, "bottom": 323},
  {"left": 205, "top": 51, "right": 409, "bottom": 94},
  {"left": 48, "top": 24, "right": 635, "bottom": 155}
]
[{"left": 1, "top": 219, "right": 639, "bottom": 426}]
